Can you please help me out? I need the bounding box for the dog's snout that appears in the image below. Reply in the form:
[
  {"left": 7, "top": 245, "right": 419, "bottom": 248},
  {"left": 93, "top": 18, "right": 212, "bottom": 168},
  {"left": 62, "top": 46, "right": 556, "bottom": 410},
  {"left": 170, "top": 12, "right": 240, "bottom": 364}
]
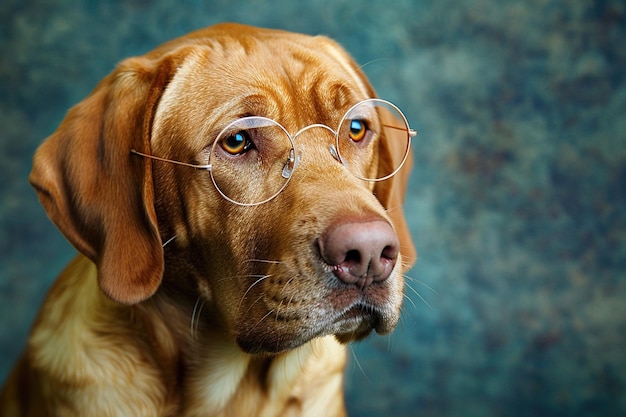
[{"left": 319, "top": 220, "right": 399, "bottom": 287}]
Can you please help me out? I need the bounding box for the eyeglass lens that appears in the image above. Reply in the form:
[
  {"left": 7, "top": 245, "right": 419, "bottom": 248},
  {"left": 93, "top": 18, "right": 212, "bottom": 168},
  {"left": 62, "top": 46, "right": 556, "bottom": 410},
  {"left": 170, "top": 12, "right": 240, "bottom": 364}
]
[
  {"left": 209, "top": 118, "right": 294, "bottom": 206},
  {"left": 337, "top": 99, "right": 411, "bottom": 182}
]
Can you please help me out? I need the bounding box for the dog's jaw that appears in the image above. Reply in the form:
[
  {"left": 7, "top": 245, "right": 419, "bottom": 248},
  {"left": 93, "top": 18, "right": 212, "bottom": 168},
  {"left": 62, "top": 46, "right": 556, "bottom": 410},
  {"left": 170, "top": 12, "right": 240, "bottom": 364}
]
[{"left": 227, "top": 245, "right": 405, "bottom": 354}]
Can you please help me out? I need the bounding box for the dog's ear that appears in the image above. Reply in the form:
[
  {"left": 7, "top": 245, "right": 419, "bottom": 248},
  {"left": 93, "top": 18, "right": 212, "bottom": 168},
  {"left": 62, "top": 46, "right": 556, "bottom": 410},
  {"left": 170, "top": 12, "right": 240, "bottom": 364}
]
[
  {"left": 29, "top": 54, "right": 182, "bottom": 304},
  {"left": 374, "top": 109, "right": 417, "bottom": 271}
]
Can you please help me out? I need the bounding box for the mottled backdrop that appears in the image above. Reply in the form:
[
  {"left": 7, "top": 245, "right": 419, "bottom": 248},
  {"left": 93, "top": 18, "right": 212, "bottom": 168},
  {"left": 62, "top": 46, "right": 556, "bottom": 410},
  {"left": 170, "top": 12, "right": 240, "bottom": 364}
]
[{"left": 1, "top": 1, "right": 624, "bottom": 416}]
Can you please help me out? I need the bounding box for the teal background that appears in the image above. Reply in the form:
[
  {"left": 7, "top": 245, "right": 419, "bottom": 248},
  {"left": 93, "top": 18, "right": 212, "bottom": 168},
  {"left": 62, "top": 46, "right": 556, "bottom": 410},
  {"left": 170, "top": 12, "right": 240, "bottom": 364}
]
[{"left": 1, "top": 1, "right": 625, "bottom": 416}]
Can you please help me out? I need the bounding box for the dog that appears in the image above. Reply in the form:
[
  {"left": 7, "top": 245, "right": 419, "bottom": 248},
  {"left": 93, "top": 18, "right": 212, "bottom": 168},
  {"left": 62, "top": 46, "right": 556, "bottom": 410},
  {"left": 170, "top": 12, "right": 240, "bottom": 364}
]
[{"left": 0, "top": 23, "right": 416, "bottom": 417}]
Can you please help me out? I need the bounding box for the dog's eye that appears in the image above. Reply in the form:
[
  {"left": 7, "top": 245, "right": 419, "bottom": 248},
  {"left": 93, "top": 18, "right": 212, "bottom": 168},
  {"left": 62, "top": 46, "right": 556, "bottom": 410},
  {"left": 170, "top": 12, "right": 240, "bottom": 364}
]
[
  {"left": 348, "top": 119, "right": 367, "bottom": 142},
  {"left": 221, "top": 131, "right": 253, "bottom": 155}
]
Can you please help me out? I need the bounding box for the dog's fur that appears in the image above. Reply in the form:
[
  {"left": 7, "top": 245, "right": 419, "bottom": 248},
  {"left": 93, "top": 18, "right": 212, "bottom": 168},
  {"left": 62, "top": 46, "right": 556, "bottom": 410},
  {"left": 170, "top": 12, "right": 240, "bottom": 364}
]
[{"left": 0, "top": 23, "right": 415, "bottom": 417}]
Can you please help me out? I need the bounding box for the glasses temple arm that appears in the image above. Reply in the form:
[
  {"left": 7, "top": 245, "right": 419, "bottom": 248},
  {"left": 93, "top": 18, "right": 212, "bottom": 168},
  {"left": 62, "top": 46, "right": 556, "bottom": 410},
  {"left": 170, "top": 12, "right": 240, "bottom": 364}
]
[
  {"left": 130, "top": 149, "right": 212, "bottom": 170},
  {"left": 382, "top": 124, "right": 418, "bottom": 138}
]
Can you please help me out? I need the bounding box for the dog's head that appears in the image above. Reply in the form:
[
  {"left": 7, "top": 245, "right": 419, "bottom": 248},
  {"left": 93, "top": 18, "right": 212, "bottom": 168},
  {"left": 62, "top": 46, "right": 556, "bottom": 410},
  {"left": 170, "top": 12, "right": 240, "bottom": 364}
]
[{"left": 30, "top": 23, "right": 416, "bottom": 353}]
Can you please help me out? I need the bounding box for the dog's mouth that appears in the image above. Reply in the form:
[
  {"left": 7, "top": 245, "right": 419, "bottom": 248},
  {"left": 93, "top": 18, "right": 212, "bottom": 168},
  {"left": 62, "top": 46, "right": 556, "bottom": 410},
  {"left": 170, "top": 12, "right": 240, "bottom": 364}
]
[
  {"left": 234, "top": 257, "right": 403, "bottom": 354},
  {"left": 236, "top": 299, "right": 397, "bottom": 354},
  {"left": 332, "top": 306, "right": 378, "bottom": 343},
  {"left": 330, "top": 303, "right": 394, "bottom": 343}
]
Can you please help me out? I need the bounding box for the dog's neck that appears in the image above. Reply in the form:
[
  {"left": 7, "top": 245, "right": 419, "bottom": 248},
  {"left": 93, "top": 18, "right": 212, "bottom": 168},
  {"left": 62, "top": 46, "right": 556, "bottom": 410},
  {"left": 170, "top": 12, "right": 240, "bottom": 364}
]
[{"left": 134, "top": 269, "right": 347, "bottom": 416}]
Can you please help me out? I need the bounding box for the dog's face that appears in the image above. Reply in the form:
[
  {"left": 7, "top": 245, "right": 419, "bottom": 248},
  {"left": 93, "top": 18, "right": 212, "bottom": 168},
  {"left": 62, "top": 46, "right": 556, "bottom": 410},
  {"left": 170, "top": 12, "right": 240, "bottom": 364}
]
[{"left": 29, "top": 24, "right": 416, "bottom": 354}]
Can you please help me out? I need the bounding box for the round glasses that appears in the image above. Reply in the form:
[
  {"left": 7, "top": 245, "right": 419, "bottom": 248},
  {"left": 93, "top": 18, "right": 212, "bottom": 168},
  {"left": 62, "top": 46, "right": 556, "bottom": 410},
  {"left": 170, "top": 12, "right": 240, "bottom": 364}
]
[{"left": 132, "top": 99, "right": 416, "bottom": 206}]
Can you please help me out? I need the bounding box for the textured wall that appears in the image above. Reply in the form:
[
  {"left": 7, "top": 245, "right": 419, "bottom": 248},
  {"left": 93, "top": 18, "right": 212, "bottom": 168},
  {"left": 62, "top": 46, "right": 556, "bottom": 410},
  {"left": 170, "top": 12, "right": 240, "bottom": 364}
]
[{"left": 1, "top": 1, "right": 624, "bottom": 416}]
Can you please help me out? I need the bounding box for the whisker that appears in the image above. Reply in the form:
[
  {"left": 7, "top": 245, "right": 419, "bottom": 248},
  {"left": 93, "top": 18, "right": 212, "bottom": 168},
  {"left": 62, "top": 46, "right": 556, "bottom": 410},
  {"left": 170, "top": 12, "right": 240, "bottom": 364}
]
[
  {"left": 241, "top": 292, "right": 272, "bottom": 319},
  {"left": 357, "top": 57, "right": 392, "bottom": 71},
  {"left": 404, "top": 274, "right": 438, "bottom": 295},
  {"left": 162, "top": 235, "right": 176, "bottom": 248},
  {"left": 283, "top": 276, "right": 297, "bottom": 306},
  {"left": 349, "top": 345, "right": 372, "bottom": 384},
  {"left": 400, "top": 260, "right": 418, "bottom": 272},
  {"left": 217, "top": 273, "right": 269, "bottom": 283},
  {"left": 396, "top": 307, "right": 414, "bottom": 334},
  {"left": 244, "top": 259, "right": 282, "bottom": 265},
  {"left": 386, "top": 334, "right": 394, "bottom": 353},
  {"left": 274, "top": 274, "right": 300, "bottom": 320},
  {"left": 237, "top": 274, "right": 272, "bottom": 314},
  {"left": 404, "top": 280, "right": 432, "bottom": 310},
  {"left": 274, "top": 299, "right": 285, "bottom": 321},
  {"left": 190, "top": 297, "right": 205, "bottom": 342},
  {"left": 195, "top": 301, "right": 205, "bottom": 340},
  {"left": 190, "top": 297, "right": 201, "bottom": 340},
  {"left": 384, "top": 205, "right": 403, "bottom": 217},
  {"left": 403, "top": 292, "right": 418, "bottom": 310},
  {"left": 250, "top": 309, "right": 275, "bottom": 332}
]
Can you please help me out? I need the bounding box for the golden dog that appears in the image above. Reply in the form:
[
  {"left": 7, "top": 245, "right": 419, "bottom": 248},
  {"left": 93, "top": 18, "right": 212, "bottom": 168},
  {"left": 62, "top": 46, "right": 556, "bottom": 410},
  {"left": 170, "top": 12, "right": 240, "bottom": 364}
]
[{"left": 0, "top": 23, "right": 416, "bottom": 416}]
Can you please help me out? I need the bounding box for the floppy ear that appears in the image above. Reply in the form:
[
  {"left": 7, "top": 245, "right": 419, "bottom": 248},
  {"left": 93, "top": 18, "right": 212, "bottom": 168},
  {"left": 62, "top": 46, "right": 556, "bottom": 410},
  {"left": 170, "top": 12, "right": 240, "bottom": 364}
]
[
  {"left": 29, "top": 54, "right": 180, "bottom": 304},
  {"left": 374, "top": 110, "right": 417, "bottom": 271}
]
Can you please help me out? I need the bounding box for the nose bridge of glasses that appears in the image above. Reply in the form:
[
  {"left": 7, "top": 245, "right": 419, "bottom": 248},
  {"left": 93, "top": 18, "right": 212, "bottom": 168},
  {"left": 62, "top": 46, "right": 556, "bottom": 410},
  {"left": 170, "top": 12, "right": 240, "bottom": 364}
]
[
  {"left": 292, "top": 123, "right": 337, "bottom": 139},
  {"left": 292, "top": 124, "right": 337, "bottom": 161},
  {"left": 291, "top": 123, "right": 340, "bottom": 163}
]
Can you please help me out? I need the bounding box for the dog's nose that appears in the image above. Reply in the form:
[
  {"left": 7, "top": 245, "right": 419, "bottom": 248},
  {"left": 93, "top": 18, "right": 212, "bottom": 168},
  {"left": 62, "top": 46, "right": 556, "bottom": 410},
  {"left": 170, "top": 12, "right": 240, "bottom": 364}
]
[{"left": 319, "top": 220, "right": 399, "bottom": 287}]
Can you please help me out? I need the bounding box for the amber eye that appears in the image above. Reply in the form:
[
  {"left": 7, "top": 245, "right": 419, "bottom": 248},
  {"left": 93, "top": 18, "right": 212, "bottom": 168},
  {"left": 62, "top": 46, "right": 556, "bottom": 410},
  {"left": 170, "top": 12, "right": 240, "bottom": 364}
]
[
  {"left": 348, "top": 119, "right": 367, "bottom": 142},
  {"left": 221, "top": 131, "right": 252, "bottom": 155}
]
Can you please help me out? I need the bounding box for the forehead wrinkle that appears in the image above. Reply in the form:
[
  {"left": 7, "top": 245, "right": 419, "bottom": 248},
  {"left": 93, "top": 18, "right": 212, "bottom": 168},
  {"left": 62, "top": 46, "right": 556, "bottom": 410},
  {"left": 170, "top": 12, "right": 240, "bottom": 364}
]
[
  {"left": 249, "top": 55, "right": 361, "bottom": 130},
  {"left": 316, "top": 39, "right": 370, "bottom": 99},
  {"left": 203, "top": 33, "right": 367, "bottom": 120}
]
